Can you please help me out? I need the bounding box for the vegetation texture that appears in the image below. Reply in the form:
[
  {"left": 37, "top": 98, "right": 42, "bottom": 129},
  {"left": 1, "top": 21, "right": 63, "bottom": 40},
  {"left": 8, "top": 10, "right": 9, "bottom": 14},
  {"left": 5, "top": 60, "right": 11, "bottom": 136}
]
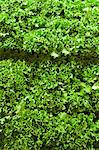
[
  {"left": 0, "top": 59, "right": 99, "bottom": 149},
  {"left": 0, "top": 0, "right": 99, "bottom": 55},
  {"left": 0, "top": 0, "right": 99, "bottom": 150}
]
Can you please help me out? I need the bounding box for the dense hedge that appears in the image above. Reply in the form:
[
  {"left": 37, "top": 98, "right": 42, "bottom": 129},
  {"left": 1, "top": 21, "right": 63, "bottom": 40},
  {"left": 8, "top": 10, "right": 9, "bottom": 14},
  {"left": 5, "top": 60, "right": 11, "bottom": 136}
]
[
  {"left": 0, "top": 0, "right": 99, "bottom": 55},
  {"left": 0, "top": 59, "right": 99, "bottom": 149},
  {"left": 0, "top": 0, "right": 99, "bottom": 149}
]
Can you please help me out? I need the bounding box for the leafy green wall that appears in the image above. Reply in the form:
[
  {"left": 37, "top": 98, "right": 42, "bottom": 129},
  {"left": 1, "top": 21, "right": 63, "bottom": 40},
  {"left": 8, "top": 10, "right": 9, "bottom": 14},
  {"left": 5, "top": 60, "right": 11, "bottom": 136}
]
[
  {"left": 0, "top": 59, "right": 99, "bottom": 149},
  {"left": 0, "top": 0, "right": 99, "bottom": 149},
  {"left": 0, "top": 0, "right": 99, "bottom": 55}
]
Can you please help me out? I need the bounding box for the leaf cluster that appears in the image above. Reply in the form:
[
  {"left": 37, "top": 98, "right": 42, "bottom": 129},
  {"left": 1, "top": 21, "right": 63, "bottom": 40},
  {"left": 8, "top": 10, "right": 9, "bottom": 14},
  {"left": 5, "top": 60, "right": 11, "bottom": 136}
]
[
  {"left": 0, "top": 59, "right": 99, "bottom": 149},
  {"left": 0, "top": 0, "right": 99, "bottom": 55}
]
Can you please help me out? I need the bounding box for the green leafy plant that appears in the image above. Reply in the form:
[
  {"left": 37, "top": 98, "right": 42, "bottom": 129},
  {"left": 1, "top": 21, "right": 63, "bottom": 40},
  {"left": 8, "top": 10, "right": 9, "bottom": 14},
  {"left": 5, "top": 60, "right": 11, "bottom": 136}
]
[
  {"left": 0, "top": 59, "right": 99, "bottom": 149},
  {"left": 0, "top": 0, "right": 99, "bottom": 149},
  {"left": 0, "top": 0, "right": 99, "bottom": 55}
]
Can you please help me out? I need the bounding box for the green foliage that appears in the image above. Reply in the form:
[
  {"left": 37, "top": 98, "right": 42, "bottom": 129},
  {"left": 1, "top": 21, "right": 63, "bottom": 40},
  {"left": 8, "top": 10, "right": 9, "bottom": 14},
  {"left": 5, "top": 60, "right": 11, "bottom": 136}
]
[
  {"left": 0, "top": 0, "right": 99, "bottom": 55},
  {"left": 0, "top": 0, "right": 99, "bottom": 149},
  {"left": 0, "top": 59, "right": 99, "bottom": 149}
]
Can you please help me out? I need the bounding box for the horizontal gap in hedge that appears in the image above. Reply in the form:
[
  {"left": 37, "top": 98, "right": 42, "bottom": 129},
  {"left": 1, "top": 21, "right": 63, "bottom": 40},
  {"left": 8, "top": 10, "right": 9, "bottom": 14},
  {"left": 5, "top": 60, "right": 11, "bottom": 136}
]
[{"left": 0, "top": 48, "right": 99, "bottom": 67}]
